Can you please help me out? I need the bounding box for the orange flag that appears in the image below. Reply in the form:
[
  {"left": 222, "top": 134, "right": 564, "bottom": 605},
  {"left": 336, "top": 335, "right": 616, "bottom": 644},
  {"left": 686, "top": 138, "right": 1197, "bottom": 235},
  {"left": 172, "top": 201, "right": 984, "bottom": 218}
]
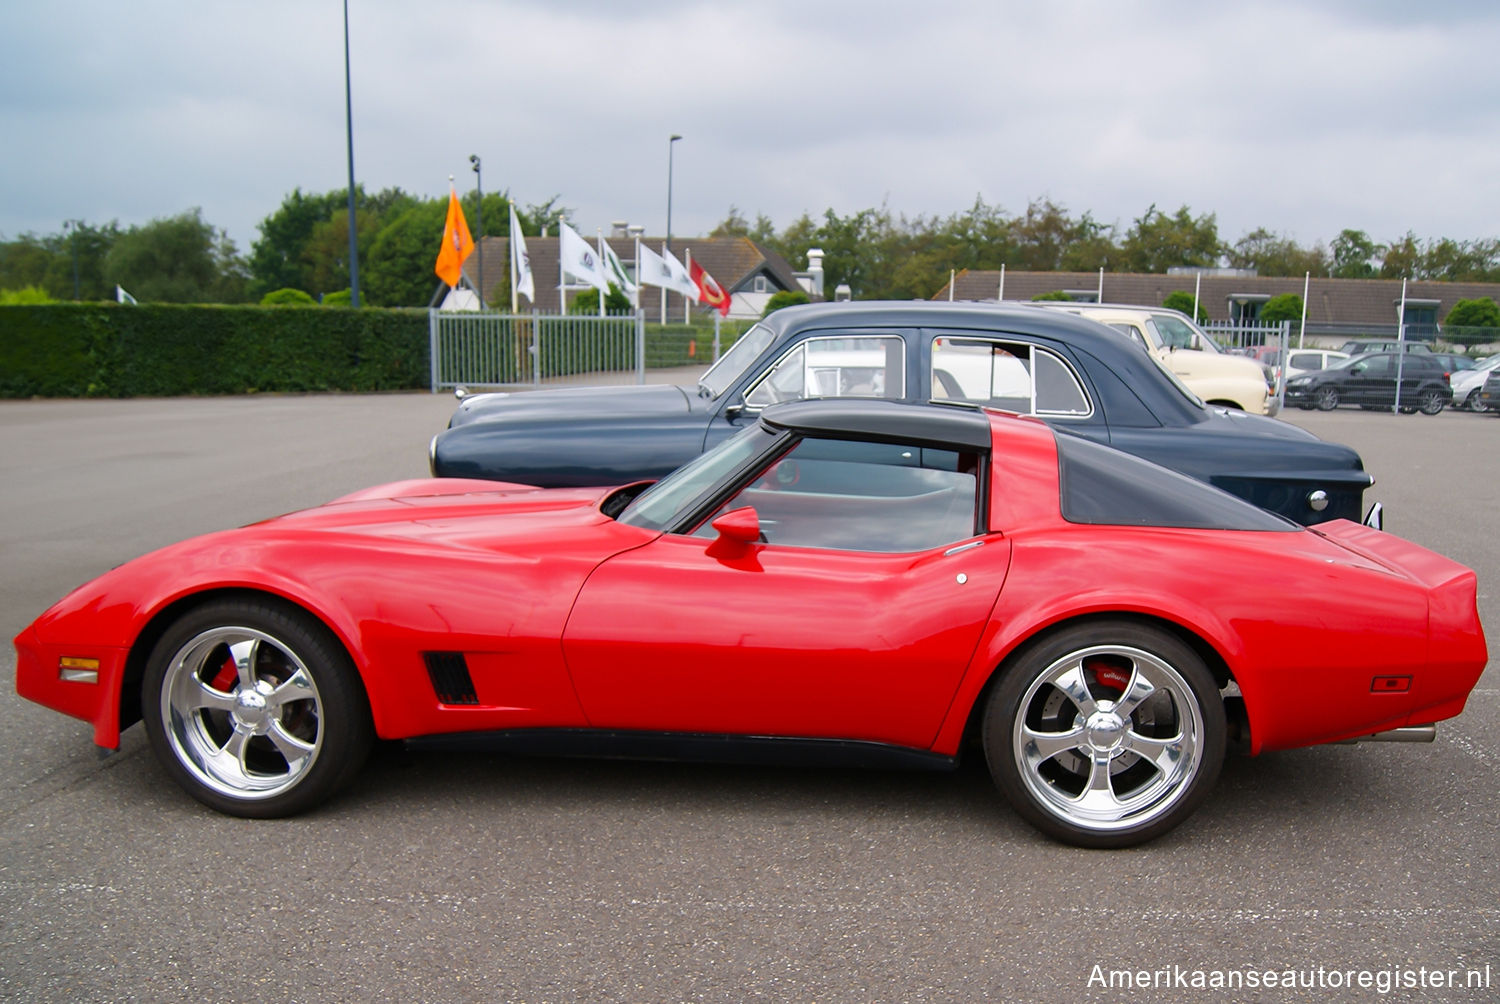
[{"left": 434, "top": 189, "right": 475, "bottom": 288}]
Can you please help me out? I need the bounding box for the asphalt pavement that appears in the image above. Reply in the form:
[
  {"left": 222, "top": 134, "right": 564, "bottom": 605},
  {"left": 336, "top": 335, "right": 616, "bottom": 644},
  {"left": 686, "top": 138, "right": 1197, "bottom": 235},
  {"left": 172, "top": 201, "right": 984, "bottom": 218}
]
[{"left": 1, "top": 393, "right": 1496, "bottom": 1002}]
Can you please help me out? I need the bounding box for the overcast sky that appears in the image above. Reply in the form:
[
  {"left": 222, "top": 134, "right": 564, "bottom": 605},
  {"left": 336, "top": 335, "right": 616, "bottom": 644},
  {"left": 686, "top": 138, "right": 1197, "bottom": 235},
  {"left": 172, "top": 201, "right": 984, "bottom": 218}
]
[{"left": 3, "top": 0, "right": 1498, "bottom": 262}]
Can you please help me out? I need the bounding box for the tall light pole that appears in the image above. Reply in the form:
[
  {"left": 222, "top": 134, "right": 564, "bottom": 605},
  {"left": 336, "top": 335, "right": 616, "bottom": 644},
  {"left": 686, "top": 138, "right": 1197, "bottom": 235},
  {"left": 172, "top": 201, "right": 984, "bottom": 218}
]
[
  {"left": 342, "top": 0, "right": 360, "bottom": 306},
  {"left": 666, "top": 134, "right": 682, "bottom": 252},
  {"left": 469, "top": 154, "right": 484, "bottom": 308},
  {"left": 62, "top": 219, "right": 80, "bottom": 300}
]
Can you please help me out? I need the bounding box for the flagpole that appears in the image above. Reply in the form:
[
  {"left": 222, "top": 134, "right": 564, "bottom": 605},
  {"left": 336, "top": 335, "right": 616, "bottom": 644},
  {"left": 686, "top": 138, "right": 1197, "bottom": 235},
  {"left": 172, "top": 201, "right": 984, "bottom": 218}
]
[
  {"left": 684, "top": 248, "right": 692, "bottom": 324},
  {"left": 1298, "top": 271, "right": 1309, "bottom": 349},
  {"left": 634, "top": 236, "right": 642, "bottom": 311},
  {"left": 510, "top": 207, "right": 519, "bottom": 315},
  {"left": 596, "top": 229, "right": 606, "bottom": 317},
  {"left": 660, "top": 242, "right": 668, "bottom": 325},
  {"left": 998, "top": 264, "right": 1005, "bottom": 301},
  {"left": 558, "top": 214, "right": 566, "bottom": 314}
]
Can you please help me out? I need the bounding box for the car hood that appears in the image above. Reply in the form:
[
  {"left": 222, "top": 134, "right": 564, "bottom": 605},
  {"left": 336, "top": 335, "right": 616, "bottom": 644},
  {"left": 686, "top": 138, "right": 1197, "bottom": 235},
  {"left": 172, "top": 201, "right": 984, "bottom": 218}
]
[
  {"left": 1163, "top": 349, "right": 1264, "bottom": 381},
  {"left": 266, "top": 478, "right": 634, "bottom": 553},
  {"left": 450, "top": 385, "right": 697, "bottom": 428}
]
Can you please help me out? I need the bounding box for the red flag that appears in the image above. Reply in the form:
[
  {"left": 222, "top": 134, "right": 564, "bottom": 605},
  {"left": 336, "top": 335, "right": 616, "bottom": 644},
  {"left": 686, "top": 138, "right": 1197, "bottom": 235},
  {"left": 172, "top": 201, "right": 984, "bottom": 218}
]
[
  {"left": 434, "top": 189, "right": 475, "bottom": 288},
  {"left": 690, "top": 258, "right": 732, "bottom": 317}
]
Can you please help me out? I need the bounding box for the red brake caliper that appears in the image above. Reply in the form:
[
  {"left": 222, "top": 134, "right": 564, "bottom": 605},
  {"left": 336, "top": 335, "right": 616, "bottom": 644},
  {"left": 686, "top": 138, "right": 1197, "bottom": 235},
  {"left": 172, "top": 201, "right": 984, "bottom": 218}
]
[
  {"left": 209, "top": 654, "right": 239, "bottom": 693},
  {"left": 1087, "top": 658, "right": 1133, "bottom": 697}
]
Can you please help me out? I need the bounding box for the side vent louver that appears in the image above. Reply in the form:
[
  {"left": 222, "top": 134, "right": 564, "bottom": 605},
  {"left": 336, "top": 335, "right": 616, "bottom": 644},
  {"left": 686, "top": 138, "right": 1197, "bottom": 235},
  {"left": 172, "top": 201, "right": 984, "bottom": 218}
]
[{"left": 423, "top": 652, "right": 479, "bottom": 705}]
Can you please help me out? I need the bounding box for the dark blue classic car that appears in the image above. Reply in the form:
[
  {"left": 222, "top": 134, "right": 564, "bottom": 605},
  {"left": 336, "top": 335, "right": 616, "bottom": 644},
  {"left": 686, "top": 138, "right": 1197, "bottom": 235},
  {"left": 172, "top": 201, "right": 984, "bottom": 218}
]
[{"left": 431, "top": 301, "right": 1374, "bottom": 525}]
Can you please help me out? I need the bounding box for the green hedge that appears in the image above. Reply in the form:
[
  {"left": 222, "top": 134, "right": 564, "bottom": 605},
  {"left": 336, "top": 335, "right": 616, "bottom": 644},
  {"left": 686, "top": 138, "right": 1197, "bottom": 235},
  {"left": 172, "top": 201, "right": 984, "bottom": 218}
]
[
  {"left": 0, "top": 303, "right": 429, "bottom": 397},
  {"left": 0, "top": 305, "right": 762, "bottom": 398}
]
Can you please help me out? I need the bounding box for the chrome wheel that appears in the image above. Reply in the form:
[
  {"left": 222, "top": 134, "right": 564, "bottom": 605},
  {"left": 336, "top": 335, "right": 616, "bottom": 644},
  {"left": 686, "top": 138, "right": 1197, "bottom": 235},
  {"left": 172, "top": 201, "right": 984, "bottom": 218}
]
[
  {"left": 143, "top": 599, "right": 372, "bottom": 817},
  {"left": 985, "top": 622, "right": 1224, "bottom": 847},
  {"left": 1315, "top": 386, "right": 1339, "bottom": 411},
  {"left": 161, "top": 626, "right": 323, "bottom": 800},
  {"left": 1417, "top": 389, "right": 1445, "bottom": 415},
  {"left": 1014, "top": 645, "right": 1201, "bottom": 828}
]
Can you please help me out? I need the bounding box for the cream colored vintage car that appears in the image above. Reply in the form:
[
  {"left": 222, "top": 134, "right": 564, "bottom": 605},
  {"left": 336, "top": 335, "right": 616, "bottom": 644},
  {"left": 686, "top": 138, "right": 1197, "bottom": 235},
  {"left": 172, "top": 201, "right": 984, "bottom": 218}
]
[{"left": 1034, "top": 303, "right": 1276, "bottom": 416}]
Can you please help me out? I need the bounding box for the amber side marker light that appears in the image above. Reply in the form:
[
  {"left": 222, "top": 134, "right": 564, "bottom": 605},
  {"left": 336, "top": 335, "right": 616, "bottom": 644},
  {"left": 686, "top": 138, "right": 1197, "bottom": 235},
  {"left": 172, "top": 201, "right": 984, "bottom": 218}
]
[{"left": 59, "top": 657, "right": 99, "bottom": 684}]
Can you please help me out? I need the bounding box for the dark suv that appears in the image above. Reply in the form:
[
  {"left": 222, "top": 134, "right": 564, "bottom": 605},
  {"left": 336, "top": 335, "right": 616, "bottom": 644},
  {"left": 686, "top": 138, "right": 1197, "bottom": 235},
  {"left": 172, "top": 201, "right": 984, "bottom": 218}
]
[{"left": 1285, "top": 351, "right": 1451, "bottom": 414}]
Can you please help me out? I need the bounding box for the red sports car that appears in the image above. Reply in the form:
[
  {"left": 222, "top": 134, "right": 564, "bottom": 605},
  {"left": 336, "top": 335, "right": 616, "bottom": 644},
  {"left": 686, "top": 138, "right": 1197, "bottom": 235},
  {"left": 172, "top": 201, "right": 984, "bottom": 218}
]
[{"left": 13, "top": 401, "right": 1488, "bottom": 847}]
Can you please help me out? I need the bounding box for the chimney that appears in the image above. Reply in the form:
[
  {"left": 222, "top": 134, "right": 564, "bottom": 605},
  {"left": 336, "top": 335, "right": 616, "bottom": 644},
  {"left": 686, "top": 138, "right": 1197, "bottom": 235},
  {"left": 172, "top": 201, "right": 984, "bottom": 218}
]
[
  {"left": 611, "top": 220, "right": 629, "bottom": 238},
  {"left": 806, "top": 247, "right": 825, "bottom": 298}
]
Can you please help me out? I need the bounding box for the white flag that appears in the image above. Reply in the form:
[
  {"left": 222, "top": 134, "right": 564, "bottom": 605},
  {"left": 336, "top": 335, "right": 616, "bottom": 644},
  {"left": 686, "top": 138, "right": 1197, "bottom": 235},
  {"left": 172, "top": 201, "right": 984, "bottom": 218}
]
[
  {"left": 558, "top": 222, "right": 609, "bottom": 291},
  {"left": 509, "top": 204, "right": 534, "bottom": 304},
  {"left": 637, "top": 244, "right": 699, "bottom": 302},
  {"left": 600, "top": 239, "right": 637, "bottom": 295},
  {"left": 116, "top": 284, "right": 137, "bottom": 305}
]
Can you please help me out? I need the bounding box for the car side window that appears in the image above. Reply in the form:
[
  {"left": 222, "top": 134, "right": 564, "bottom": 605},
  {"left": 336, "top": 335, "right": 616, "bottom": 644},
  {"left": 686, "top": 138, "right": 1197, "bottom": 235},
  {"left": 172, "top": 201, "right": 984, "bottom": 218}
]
[
  {"left": 693, "top": 436, "right": 981, "bottom": 553},
  {"left": 929, "top": 336, "right": 1091, "bottom": 417},
  {"left": 744, "top": 336, "right": 905, "bottom": 409},
  {"left": 1107, "top": 323, "right": 1149, "bottom": 351}
]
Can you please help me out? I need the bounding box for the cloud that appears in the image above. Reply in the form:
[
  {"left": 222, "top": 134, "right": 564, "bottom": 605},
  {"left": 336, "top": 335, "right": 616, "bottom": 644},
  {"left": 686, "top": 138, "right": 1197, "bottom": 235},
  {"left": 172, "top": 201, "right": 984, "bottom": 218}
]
[{"left": 2, "top": 0, "right": 1498, "bottom": 261}]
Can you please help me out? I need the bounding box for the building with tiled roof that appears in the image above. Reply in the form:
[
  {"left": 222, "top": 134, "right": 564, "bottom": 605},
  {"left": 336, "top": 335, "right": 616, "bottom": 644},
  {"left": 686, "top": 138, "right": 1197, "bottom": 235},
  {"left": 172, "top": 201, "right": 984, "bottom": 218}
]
[
  {"left": 934, "top": 269, "right": 1500, "bottom": 339},
  {"left": 462, "top": 234, "right": 806, "bottom": 319}
]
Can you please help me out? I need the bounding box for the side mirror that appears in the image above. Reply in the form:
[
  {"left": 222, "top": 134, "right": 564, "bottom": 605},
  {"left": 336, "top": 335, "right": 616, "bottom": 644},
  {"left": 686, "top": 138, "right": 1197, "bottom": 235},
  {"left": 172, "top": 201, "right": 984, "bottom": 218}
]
[{"left": 711, "top": 506, "right": 762, "bottom": 544}]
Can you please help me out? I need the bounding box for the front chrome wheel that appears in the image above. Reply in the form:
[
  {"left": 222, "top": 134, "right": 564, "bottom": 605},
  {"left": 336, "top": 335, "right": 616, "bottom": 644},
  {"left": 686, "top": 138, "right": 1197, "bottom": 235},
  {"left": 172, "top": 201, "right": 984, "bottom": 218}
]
[
  {"left": 143, "top": 599, "right": 372, "bottom": 817},
  {"left": 985, "top": 622, "right": 1225, "bottom": 847},
  {"left": 161, "top": 626, "right": 324, "bottom": 800}
]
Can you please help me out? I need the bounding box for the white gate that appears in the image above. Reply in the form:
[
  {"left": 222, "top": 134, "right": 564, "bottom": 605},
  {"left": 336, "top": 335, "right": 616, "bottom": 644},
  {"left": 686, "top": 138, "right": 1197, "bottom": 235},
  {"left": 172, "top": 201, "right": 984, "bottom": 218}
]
[{"left": 429, "top": 310, "right": 646, "bottom": 392}]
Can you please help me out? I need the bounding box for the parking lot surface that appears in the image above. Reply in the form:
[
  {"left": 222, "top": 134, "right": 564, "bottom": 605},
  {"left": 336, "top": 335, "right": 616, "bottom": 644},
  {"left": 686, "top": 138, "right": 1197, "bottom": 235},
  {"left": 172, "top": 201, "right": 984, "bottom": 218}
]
[{"left": 1, "top": 394, "right": 1495, "bottom": 1001}]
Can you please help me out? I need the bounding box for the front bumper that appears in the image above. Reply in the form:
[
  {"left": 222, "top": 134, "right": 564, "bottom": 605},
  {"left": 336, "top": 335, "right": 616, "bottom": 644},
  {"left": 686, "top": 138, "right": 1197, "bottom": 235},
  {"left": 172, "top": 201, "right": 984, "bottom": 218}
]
[{"left": 13, "top": 625, "right": 127, "bottom": 749}]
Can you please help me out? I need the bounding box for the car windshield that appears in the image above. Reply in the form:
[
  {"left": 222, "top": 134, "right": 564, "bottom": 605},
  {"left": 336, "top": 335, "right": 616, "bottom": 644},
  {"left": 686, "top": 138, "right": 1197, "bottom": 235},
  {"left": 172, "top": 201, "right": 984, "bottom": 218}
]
[
  {"left": 1152, "top": 315, "right": 1220, "bottom": 353},
  {"left": 697, "top": 323, "right": 776, "bottom": 399},
  {"left": 617, "top": 423, "right": 779, "bottom": 531}
]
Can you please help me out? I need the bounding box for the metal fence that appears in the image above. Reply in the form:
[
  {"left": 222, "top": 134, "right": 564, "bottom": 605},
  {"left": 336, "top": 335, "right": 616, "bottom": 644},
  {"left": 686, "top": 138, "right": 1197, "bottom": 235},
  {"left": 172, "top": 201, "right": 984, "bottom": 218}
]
[
  {"left": 1202, "top": 320, "right": 1294, "bottom": 352},
  {"left": 429, "top": 310, "right": 646, "bottom": 392}
]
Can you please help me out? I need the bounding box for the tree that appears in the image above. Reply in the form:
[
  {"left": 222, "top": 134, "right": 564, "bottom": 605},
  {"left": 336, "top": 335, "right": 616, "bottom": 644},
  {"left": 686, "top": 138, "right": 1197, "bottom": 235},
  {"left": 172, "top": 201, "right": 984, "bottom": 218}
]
[
  {"left": 762, "top": 289, "right": 810, "bottom": 316},
  {"left": 249, "top": 188, "right": 349, "bottom": 297},
  {"left": 0, "top": 222, "right": 120, "bottom": 300},
  {"left": 261, "top": 287, "right": 317, "bottom": 306},
  {"left": 567, "top": 284, "right": 632, "bottom": 314},
  {"left": 1380, "top": 231, "right": 1421, "bottom": 279},
  {"left": 710, "top": 206, "right": 751, "bottom": 237},
  {"left": 362, "top": 199, "right": 449, "bottom": 307},
  {"left": 0, "top": 285, "right": 54, "bottom": 304},
  {"left": 1259, "top": 293, "right": 1304, "bottom": 325},
  {"left": 1227, "top": 228, "right": 1327, "bottom": 277},
  {"left": 1120, "top": 204, "right": 1221, "bottom": 273},
  {"left": 1162, "top": 290, "right": 1208, "bottom": 322},
  {"left": 104, "top": 208, "right": 247, "bottom": 302},
  {"left": 1445, "top": 297, "right": 1500, "bottom": 328},
  {"left": 1031, "top": 290, "right": 1072, "bottom": 301},
  {"left": 1330, "top": 229, "right": 1381, "bottom": 278}
]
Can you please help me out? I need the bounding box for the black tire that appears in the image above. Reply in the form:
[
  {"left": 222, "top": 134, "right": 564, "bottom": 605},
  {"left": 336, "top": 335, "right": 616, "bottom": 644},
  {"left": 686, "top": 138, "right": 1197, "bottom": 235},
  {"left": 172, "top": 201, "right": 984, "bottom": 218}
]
[
  {"left": 1315, "top": 387, "right": 1339, "bottom": 411},
  {"left": 1417, "top": 389, "right": 1446, "bottom": 415},
  {"left": 141, "top": 597, "right": 373, "bottom": 818},
  {"left": 982, "top": 621, "right": 1226, "bottom": 848}
]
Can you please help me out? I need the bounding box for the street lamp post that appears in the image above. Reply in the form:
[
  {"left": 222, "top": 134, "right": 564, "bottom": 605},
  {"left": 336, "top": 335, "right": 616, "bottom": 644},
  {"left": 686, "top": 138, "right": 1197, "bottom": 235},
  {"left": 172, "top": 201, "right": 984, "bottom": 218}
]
[
  {"left": 469, "top": 154, "right": 484, "bottom": 308},
  {"left": 343, "top": 0, "right": 360, "bottom": 307},
  {"left": 62, "top": 220, "right": 80, "bottom": 300},
  {"left": 666, "top": 134, "right": 682, "bottom": 252}
]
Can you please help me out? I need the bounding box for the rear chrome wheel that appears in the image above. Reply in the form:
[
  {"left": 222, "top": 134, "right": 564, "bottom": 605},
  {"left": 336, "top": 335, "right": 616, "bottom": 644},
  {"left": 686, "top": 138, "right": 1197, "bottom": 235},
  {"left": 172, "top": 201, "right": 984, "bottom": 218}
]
[
  {"left": 984, "top": 622, "right": 1225, "bottom": 847},
  {"left": 1417, "top": 389, "right": 1446, "bottom": 415},
  {"left": 142, "top": 599, "right": 372, "bottom": 817}
]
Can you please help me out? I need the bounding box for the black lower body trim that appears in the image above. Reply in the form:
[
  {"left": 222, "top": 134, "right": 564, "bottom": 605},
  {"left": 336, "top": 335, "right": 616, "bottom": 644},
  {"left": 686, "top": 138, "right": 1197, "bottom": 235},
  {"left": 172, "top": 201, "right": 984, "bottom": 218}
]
[{"left": 402, "top": 728, "right": 959, "bottom": 772}]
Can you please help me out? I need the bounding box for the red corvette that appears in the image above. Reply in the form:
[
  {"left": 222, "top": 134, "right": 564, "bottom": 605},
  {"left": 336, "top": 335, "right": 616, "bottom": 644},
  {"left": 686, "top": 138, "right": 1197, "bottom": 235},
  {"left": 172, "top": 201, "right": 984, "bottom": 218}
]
[{"left": 13, "top": 401, "right": 1488, "bottom": 847}]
